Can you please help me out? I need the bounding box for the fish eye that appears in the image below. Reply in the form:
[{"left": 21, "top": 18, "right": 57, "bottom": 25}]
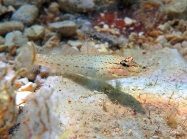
[{"left": 120, "top": 61, "right": 129, "bottom": 67}]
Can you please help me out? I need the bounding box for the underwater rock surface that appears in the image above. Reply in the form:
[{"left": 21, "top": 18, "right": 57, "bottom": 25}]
[{"left": 14, "top": 48, "right": 187, "bottom": 139}]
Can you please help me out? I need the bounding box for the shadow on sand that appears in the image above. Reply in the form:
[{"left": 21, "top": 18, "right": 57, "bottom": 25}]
[{"left": 63, "top": 74, "right": 145, "bottom": 114}]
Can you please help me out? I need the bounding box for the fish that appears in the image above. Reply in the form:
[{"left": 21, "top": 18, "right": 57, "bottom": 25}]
[{"left": 17, "top": 42, "right": 141, "bottom": 80}]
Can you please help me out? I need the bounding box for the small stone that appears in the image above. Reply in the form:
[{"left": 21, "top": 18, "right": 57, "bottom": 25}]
[
  {"left": 0, "top": 53, "right": 7, "bottom": 62},
  {"left": 163, "top": 43, "right": 172, "bottom": 48},
  {"left": 158, "top": 22, "right": 171, "bottom": 32},
  {"left": 0, "top": 21, "right": 24, "bottom": 36},
  {"left": 58, "top": 0, "right": 94, "bottom": 13},
  {"left": 3, "top": 0, "right": 29, "bottom": 7},
  {"left": 24, "top": 25, "right": 45, "bottom": 40},
  {"left": 49, "top": 21, "right": 77, "bottom": 37},
  {"left": 5, "top": 31, "right": 28, "bottom": 47},
  {"left": 40, "top": 66, "right": 51, "bottom": 77},
  {"left": 35, "top": 75, "right": 47, "bottom": 86},
  {"left": 155, "top": 35, "right": 168, "bottom": 45},
  {"left": 3, "top": 0, "right": 50, "bottom": 8},
  {"left": 16, "top": 91, "right": 32, "bottom": 105},
  {"left": 124, "top": 17, "right": 136, "bottom": 26},
  {"left": 43, "top": 33, "right": 61, "bottom": 48},
  {"left": 128, "top": 129, "right": 133, "bottom": 136},
  {"left": 172, "top": 43, "right": 182, "bottom": 51},
  {"left": 5, "top": 31, "right": 28, "bottom": 55},
  {"left": 164, "top": 0, "right": 187, "bottom": 19},
  {"left": 16, "top": 77, "right": 29, "bottom": 86},
  {"left": 0, "top": 45, "right": 8, "bottom": 52},
  {"left": 103, "top": 24, "right": 109, "bottom": 29},
  {"left": 169, "top": 36, "right": 184, "bottom": 45},
  {"left": 95, "top": 44, "right": 109, "bottom": 53},
  {"left": 67, "top": 40, "right": 82, "bottom": 49},
  {"left": 0, "top": 36, "right": 5, "bottom": 45},
  {"left": 181, "top": 41, "right": 187, "bottom": 48},
  {"left": 18, "top": 82, "right": 37, "bottom": 92},
  {"left": 165, "top": 34, "right": 175, "bottom": 41},
  {"left": 48, "top": 2, "right": 61, "bottom": 16},
  {"left": 12, "top": 4, "right": 39, "bottom": 26},
  {"left": 26, "top": 72, "right": 37, "bottom": 81},
  {"left": 152, "top": 44, "right": 163, "bottom": 50}
]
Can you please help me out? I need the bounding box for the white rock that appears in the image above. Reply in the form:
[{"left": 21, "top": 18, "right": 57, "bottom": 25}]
[
  {"left": 155, "top": 35, "right": 168, "bottom": 45},
  {"left": 12, "top": 4, "right": 39, "bottom": 26},
  {"left": 58, "top": 0, "right": 94, "bottom": 13},
  {"left": 0, "top": 45, "right": 8, "bottom": 52},
  {"left": 24, "top": 25, "right": 45, "bottom": 40},
  {"left": 35, "top": 74, "right": 47, "bottom": 86},
  {"left": 0, "top": 21, "right": 24, "bottom": 36},
  {"left": 0, "top": 53, "right": 7, "bottom": 62},
  {"left": 181, "top": 41, "right": 187, "bottom": 48},
  {"left": 16, "top": 91, "right": 32, "bottom": 105},
  {"left": 18, "top": 82, "right": 37, "bottom": 92},
  {"left": 43, "top": 33, "right": 61, "bottom": 48},
  {"left": 3, "top": 0, "right": 50, "bottom": 7},
  {"left": 3, "top": 0, "right": 30, "bottom": 7},
  {"left": 164, "top": 0, "right": 187, "bottom": 19},
  {"left": 40, "top": 66, "right": 51, "bottom": 77},
  {"left": 5, "top": 31, "right": 28, "bottom": 48},
  {"left": 67, "top": 40, "right": 82, "bottom": 49},
  {"left": 158, "top": 22, "right": 171, "bottom": 32},
  {"left": 124, "top": 17, "right": 136, "bottom": 26},
  {"left": 0, "top": 36, "right": 5, "bottom": 45},
  {"left": 16, "top": 77, "right": 29, "bottom": 85},
  {"left": 49, "top": 21, "right": 77, "bottom": 37}
]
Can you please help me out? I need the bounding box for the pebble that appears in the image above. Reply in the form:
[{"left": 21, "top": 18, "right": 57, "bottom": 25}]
[
  {"left": 127, "top": 129, "right": 133, "bottom": 136},
  {"left": 5, "top": 31, "right": 28, "bottom": 47},
  {"left": 43, "top": 33, "right": 61, "bottom": 48},
  {"left": 181, "top": 41, "right": 187, "bottom": 48},
  {"left": 94, "top": 26, "right": 120, "bottom": 36},
  {"left": 5, "top": 31, "right": 28, "bottom": 55},
  {"left": 26, "top": 72, "right": 38, "bottom": 81},
  {"left": 39, "top": 66, "right": 51, "bottom": 77},
  {"left": 15, "top": 77, "right": 29, "bottom": 88},
  {"left": 3, "top": 0, "right": 29, "bottom": 7},
  {"left": 0, "top": 6, "right": 8, "bottom": 16},
  {"left": 0, "top": 44, "right": 8, "bottom": 52},
  {"left": 169, "top": 36, "right": 184, "bottom": 45},
  {"left": 49, "top": 21, "right": 77, "bottom": 37},
  {"left": 67, "top": 40, "right": 83, "bottom": 49},
  {"left": 158, "top": 22, "right": 171, "bottom": 32},
  {"left": 35, "top": 74, "right": 47, "bottom": 86},
  {"left": 124, "top": 17, "right": 136, "bottom": 26},
  {"left": 0, "top": 53, "right": 7, "bottom": 62},
  {"left": 16, "top": 91, "right": 32, "bottom": 105},
  {"left": 0, "top": 21, "right": 24, "bottom": 36},
  {"left": 0, "top": 36, "right": 5, "bottom": 45},
  {"left": 24, "top": 25, "right": 45, "bottom": 40},
  {"left": 155, "top": 35, "right": 167, "bottom": 45},
  {"left": 164, "top": 0, "right": 187, "bottom": 19},
  {"left": 48, "top": 2, "right": 61, "bottom": 16},
  {"left": 12, "top": 4, "right": 39, "bottom": 26},
  {"left": 18, "top": 82, "right": 37, "bottom": 92},
  {"left": 0, "top": 61, "right": 6, "bottom": 71},
  {"left": 58, "top": 0, "right": 94, "bottom": 13},
  {"left": 172, "top": 43, "right": 182, "bottom": 50}
]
